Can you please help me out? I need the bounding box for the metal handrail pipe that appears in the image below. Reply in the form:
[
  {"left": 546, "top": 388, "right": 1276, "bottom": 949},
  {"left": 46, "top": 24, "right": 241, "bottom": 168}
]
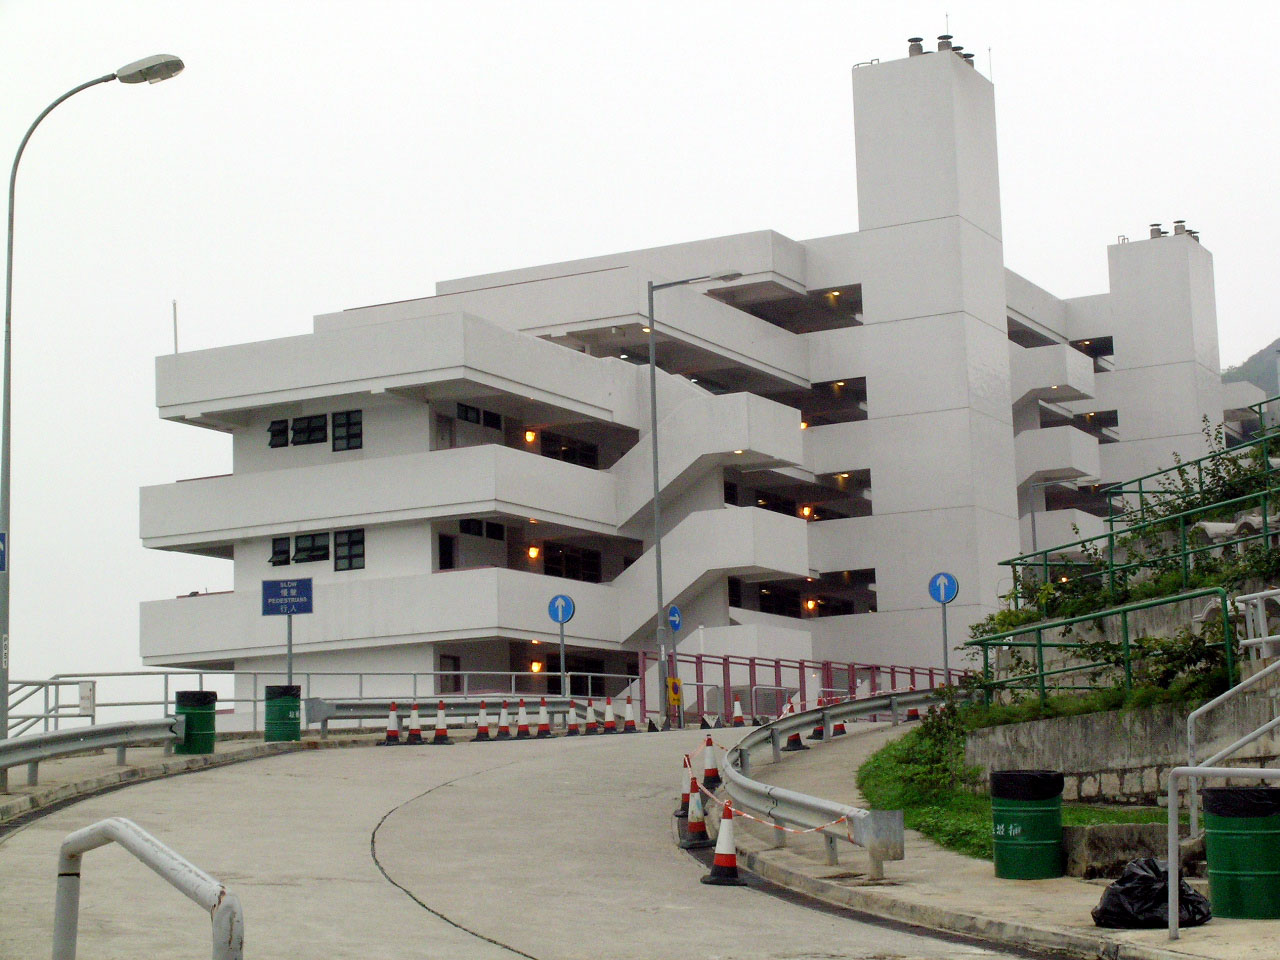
[
  {"left": 52, "top": 817, "right": 243, "bottom": 960},
  {"left": 1167, "top": 766, "right": 1280, "bottom": 941},
  {"left": 304, "top": 696, "right": 578, "bottom": 736},
  {"left": 748, "top": 684, "right": 793, "bottom": 719}
]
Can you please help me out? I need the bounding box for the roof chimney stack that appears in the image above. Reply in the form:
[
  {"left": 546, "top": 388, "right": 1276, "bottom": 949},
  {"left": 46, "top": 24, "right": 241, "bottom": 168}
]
[
  {"left": 908, "top": 37, "right": 924, "bottom": 56},
  {"left": 1149, "top": 223, "right": 1163, "bottom": 239},
  {"left": 937, "top": 34, "right": 953, "bottom": 52},
  {"left": 962, "top": 52, "right": 976, "bottom": 67},
  {"left": 1173, "top": 220, "right": 1186, "bottom": 235}
]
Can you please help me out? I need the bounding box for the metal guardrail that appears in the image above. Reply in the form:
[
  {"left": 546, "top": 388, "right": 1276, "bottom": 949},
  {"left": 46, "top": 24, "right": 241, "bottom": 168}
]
[
  {"left": 305, "top": 696, "right": 580, "bottom": 737},
  {"left": 0, "top": 716, "right": 185, "bottom": 792},
  {"left": 53, "top": 817, "right": 243, "bottom": 959},
  {"left": 721, "top": 687, "right": 939, "bottom": 878}
]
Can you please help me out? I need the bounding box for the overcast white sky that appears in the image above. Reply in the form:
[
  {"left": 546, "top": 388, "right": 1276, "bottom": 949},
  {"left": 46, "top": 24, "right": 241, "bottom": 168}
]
[{"left": 1, "top": 1, "right": 1277, "bottom": 682}]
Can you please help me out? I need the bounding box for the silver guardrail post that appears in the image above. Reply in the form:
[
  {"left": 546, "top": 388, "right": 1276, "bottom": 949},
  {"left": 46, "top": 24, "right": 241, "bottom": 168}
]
[{"left": 52, "top": 817, "right": 244, "bottom": 960}]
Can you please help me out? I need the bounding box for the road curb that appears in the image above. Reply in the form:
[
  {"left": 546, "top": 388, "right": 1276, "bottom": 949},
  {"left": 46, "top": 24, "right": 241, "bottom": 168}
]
[
  {"left": 736, "top": 834, "right": 1210, "bottom": 960},
  {"left": 0, "top": 736, "right": 377, "bottom": 827}
]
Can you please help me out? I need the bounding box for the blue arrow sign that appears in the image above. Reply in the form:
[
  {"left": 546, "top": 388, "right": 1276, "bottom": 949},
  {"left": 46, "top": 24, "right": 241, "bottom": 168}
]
[
  {"left": 262, "top": 578, "right": 313, "bottom": 616},
  {"left": 548, "top": 594, "right": 576, "bottom": 624},
  {"left": 928, "top": 572, "right": 959, "bottom": 605},
  {"left": 667, "top": 605, "right": 682, "bottom": 632},
  {"left": 0, "top": 532, "right": 7, "bottom": 573}
]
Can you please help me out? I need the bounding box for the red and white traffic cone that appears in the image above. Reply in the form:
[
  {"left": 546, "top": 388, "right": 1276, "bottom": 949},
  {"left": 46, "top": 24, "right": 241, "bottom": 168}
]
[
  {"left": 430, "top": 700, "right": 453, "bottom": 745},
  {"left": 585, "top": 699, "right": 599, "bottom": 735},
  {"left": 808, "top": 697, "right": 825, "bottom": 741},
  {"left": 674, "top": 755, "right": 691, "bottom": 818},
  {"left": 382, "top": 702, "right": 401, "bottom": 745},
  {"left": 496, "top": 700, "right": 513, "bottom": 740},
  {"left": 405, "top": 703, "right": 424, "bottom": 745},
  {"left": 700, "top": 799, "right": 746, "bottom": 885},
  {"left": 702, "top": 735, "right": 722, "bottom": 790},
  {"left": 831, "top": 717, "right": 847, "bottom": 737},
  {"left": 781, "top": 729, "right": 810, "bottom": 752},
  {"left": 565, "top": 702, "right": 580, "bottom": 736},
  {"left": 602, "top": 697, "right": 618, "bottom": 734},
  {"left": 535, "top": 698, "right": 552, "bottom": 739},
  {"left": 621, "top": 697, "right": 638, "bottom": 734},
  {"left": 731, "top": 696, "right": 746, "bottom": 727},
  {"left": 679, "top": 775, "right": 715, "bottom": 849},
  {"left": 474, "top": 701, "right": 493, "bottom": 742},
  {"left": 516, "top": 699, "right": 532, "bottom": 740}
]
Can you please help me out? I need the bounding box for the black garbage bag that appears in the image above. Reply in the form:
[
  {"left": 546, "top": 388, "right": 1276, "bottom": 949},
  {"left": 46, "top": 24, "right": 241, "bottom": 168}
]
[{"left": 1092, "top": 857, "right": 1211, "bottom": 929}]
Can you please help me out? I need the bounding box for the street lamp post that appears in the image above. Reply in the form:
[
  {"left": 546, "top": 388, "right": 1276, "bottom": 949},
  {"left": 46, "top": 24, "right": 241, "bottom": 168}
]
[
  {"left": 647, "top": 271, "right": 741, "bottom": 729},
  {"left": 0, "top": 55, "right": 184, "bottom": 786}
]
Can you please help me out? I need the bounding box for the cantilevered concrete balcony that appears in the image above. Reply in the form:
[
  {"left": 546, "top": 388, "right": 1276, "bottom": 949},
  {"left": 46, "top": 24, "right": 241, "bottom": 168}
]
[
  {"left": 1014, "top": 424, "right": 1101, "bottom": 486},
  {"left": 1009, "top": 342, "right": 1095, "bottom": 407},
  {"left": 1020, "top": 507, "right": 1107, "bottom": 555}
]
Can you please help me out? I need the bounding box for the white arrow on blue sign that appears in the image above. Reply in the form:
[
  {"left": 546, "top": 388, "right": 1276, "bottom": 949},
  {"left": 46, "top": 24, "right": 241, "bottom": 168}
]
[
  {"left": 928, "top": 572, "right": 959, "bottom": 605},
  {"left": 667, "top": 605, "right": 682, "bottom": 632},
  {"left": 548, "top": 594, "right": 576, "bottom": 624},
  {"left": 0, "top": 532, "right": 7, "bottom": 573}
]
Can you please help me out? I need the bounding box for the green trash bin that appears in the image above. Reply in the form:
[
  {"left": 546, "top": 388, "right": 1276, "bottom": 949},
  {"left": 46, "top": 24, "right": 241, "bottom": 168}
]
[
  {"left": 174, "top": 690, "right": 217, "bottom": 755},
  {"left": 264, "top": 685, "right": 302, "bottom": 742},
  {"left": 1204, "top": 786, "right": 1280, "bottom": 918},
  {"left": 991, "top": 769, "right": 1065, "bottom": 880}
]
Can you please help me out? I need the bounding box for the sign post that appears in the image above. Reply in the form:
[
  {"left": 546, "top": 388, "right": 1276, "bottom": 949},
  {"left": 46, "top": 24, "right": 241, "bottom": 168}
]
[
  {"left": 548, "top": 594, "right": 576, "bottom": 697},
  {"left": 927, "top": 572, "right": 959, "bottom": 683},
  {"left": 262, "top": 579, "right": 313, "bottom": 686}
]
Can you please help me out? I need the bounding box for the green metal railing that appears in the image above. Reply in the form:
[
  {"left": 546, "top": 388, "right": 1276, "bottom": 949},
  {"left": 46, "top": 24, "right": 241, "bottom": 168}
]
[
  {"left": 1006, "top": 486, "right": 1276, "bottom": 609},
  {"left": 964, "top": 589, "right": 1235, "bottom": 706}
]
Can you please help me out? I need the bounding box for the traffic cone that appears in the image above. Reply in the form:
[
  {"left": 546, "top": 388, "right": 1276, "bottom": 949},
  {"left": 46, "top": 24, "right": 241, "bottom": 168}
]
[
  {"left": 565, "top": 703, "right": 580, "bottom": 736},
  {"left": 496, "top": 700, "right": 513, "bottom": 740},
  {"left": 585, "top": 699, "right": 599, "bottom": 735},
  {"left": 731, "top": 697, "right": 746, "bottom": 727},
  {"left": 621, "top": 697, "right": 638, "bottom": 733},
  {"left": 679, "top": 775, "right": 714, "bottom": 849},
  {"left": 674, "top": 755, "right": 691, "bottom": 818},
  {"left": 535, "top": 698, "right": 552, "bottom": 738},
  {"left": 405, "top": 703, "right": 424, "bottom": 745},
  {"left": 602, "top": 697, "right": 618, "bottom": 734},
  {"left": 516, "top": 699, "right": 532, "bottom": 740},
  {"left": 381, "top": 702, "right": 400, "bottom": 745},
  {"left": 831, "top": 717, "right": 847, "bottom": 737},
  {"left": 781, "top": 730, "right": 810, "bottom": 752},
  {"left": 474, "top": 701, "right": 492, "bottom": 742},
  {"left": 702, "top": 735, "right": 722, "bottom": 790},
  {"left": 808, "top": 697, "right": 825, "bottom": 741},
  {"left": 700, "top": 799, "right": 746, "bottom": 885},
  {"left": 430, "top": 700, "right": 453, "bottom": 745}
]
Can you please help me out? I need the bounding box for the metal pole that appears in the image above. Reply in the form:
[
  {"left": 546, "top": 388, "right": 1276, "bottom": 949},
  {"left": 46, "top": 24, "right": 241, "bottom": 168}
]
[
  {"left": 1, "top": 72, "right": 116, "bottom": 789},
  {"left": 558, "top": 620, "right": 566, "bottom": 697},
  {"left": 941, "top": 601, "right": 950, "bottom": 683},
  {"left": 647, "top": 280, "right": 671, "bottom": 727},
  {"left": 286, "top": 614, "right": 293, "bottom": 686}
]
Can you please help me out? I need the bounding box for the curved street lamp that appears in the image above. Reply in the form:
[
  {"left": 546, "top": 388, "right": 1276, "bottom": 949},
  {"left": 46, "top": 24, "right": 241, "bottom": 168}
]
[{"left": 1, "top": 55, "right": 184, "bottom": 782}]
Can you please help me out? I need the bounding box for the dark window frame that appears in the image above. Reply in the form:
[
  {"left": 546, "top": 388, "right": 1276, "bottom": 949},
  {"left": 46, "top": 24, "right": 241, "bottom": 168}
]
[
  {"left": 270, "top": 537, "right": 291, "bottom": 566},
  {"left": 291, "top": 414, "right": 328, "bottom": 446},
  {"left": 457, "top": 403, "right": 481, "bottom": 424},
  {"left": 484, "top": 521, "right": 505, "bottom": 541},
  {"left": 268, "top": 420, "right": 289, "bottom": 449},
  {"left": 332, "top": 409, "right": 363, "bottom": 451},
  {"left": 334, "top": 527, "right": 365, "bottom": 571},
  {"left": 459, "top": 518, "right": 483, "bottom": 537},
  {"left": 292, "top": 532, "right": 330, "bottom": 563}
]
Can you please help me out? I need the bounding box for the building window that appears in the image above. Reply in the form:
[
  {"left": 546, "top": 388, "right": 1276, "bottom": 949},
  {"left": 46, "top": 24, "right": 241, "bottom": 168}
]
[
  {"left": 291, "top": 414, "right": 327, "bottom": 446},
  {"left": 482, "top": 409, "right": 502, "bottom": 430},
  {"left": 438, "top": 534, "right": 456, "bottom": 571},
  {"left": 723, "top": 481, "right": 738, "bottom": 506},
  {"left": 292, "top": 533, "right": 330, "bottom": 563},
  {"left": 727, "top": 576, "right": 742, "bottom": 607},
  {"left": 758, "top": 584, "right": 801, "bottom": 618},
  {"left": 334, "top": 528, "right": 365, "bottom": 571},
  {"left": 541, "top": 430, "right": 599, "bottom": 468},
  {"left": 459, "top": 518, "right": 484, "bottom": 537},
  {"left": 484, "top": 521, "right": 505, "bottom": 541},
  {"left": 268, "top": 420, "right": 289, "bottom": 448},
  {"left": 332, "top": 410, "right": 362, "bottom": 451},
  {"left": 270, "top": 537, "right": 291, "bottom": 566},
  {"left": 457, "top": 403, "right": 481, "bottom": 424},
  {"left": 543, "top": 542, "right": 602, "bottom": 583}
]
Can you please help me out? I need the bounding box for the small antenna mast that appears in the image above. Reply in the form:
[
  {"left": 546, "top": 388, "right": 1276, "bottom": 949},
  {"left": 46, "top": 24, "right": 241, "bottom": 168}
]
[
  {"left": 945, "top": 13, "right": 950, "bottom": 34},
  {"left": 988, "top": 46, "right": 993, "bottom": 80},
  {"left": 172, "top": 299, "right": 179, "bottom": 354}
]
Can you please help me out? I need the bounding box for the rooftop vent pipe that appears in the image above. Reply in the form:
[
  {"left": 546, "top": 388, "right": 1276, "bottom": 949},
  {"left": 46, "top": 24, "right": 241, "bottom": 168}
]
[
  {"left": 1149, "top": 223, "right": 1163, "bottom": 239},
  {"left": 908, "top": 37, "right": 924, "bottom": 56},
  {"left": 962, "top": 53, "right": 976, "bottom": 67},
  {"left": 1173, "top": 220, "right": 1186, "bottom": 235},
  {"left": 937, "top": 34, "right": 953, "bottom": 51}
]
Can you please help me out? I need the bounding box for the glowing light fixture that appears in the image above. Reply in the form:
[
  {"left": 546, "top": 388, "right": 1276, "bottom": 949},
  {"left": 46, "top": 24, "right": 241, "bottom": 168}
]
[
  {"left": 528, "top": 545, "right": 541, "bottom": 559},
  {"left": 530, "top": 661, "right": 544, "bottom": 673},
  {"left": 799, "top": 421, "right": 808, "bottom": 430},
  {"left": 800, "top": 505, "right": 813, "bottom": 518},
  {"left": 524, "top": 430, "right": 537, "bottom": 443},
  {"left": 641, "top": 326, "right": 651, "bottom": 333},
  {"left": 805, "top": 599, "right": 817, "bottom": 611},
  {"left": 733, "top": 449, "right": 744, "bottom": 455}
]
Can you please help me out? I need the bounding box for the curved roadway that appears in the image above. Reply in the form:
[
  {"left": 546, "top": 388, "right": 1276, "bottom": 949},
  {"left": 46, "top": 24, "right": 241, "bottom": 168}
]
[{"left": 0, "top": 729, "right": 1039, "bottom": 959}]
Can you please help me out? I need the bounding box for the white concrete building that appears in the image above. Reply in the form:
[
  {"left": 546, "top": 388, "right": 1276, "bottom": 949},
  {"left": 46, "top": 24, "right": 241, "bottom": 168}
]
[{"left": 139, "top": 36, "right": 1265, "bottom": 687}]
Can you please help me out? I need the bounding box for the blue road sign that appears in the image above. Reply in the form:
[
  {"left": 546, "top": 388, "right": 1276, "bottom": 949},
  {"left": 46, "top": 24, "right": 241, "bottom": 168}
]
[
  {"left": 548, "top": 594, "right": 576, "bottom": 624},
  {"left": 0, "top": 532, "right": 7, "bottom": 573},
  {"left": 262, "top": 578, "right": 313, "bottom": 616},
  {"left": 667, "top": 605, "right": 682, "bottom": 632},
  {"left": 928, "top": 572, "right": 959, "bottom": 605}
]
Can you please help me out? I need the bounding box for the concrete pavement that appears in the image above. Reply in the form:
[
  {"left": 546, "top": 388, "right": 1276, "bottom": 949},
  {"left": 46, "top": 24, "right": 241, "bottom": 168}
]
[
  {"left": 0, "top": 727, "right": 1033, "bottom": 959},
  {"left": 735, "top": 722, "right": 1280, "bottom": 960}
]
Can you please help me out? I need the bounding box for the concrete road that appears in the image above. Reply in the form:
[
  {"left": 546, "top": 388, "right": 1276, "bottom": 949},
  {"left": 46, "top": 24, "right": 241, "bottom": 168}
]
[{"left": 0, "top": 728, "right": 1041, "bottom": 959}]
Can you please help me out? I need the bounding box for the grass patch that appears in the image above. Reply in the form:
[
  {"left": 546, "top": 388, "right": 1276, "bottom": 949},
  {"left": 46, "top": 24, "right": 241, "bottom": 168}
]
[{"left": 857, "top": 726, "right": 1173, "bottom": 860}]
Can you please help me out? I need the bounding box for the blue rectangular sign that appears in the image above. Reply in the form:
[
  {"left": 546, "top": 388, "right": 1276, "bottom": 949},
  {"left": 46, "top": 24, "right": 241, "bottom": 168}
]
[
  {"left": 0, "top": 532, "right": 7, "bottom": 573},
  {"left": 262, "top": 578, "right": 313, "bottom": 616}
]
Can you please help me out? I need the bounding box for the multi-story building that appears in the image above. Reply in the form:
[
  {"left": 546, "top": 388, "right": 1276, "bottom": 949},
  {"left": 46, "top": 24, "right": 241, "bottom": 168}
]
[{"left": 139, "top": 36, "right": 1265, "bottom": 693}]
